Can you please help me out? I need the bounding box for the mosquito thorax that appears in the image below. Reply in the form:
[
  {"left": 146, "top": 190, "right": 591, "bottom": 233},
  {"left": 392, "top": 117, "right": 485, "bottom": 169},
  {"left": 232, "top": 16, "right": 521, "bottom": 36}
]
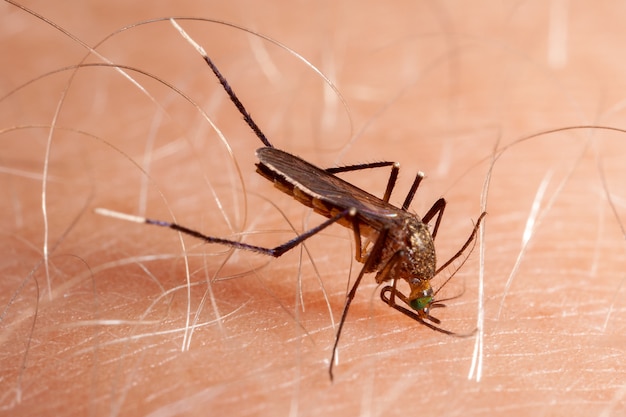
[{"left": 405, "top": 216, "right": 436, "bottom": 279}]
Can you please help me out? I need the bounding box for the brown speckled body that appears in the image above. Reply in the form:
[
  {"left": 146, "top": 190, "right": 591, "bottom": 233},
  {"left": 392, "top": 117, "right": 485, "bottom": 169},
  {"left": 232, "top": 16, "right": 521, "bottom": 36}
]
[
  {"left": 256, "top": 147, "right": 436, "bottom": 297},
  {"left": 123, "top": 49, "right": 484, "bottom": 380}
]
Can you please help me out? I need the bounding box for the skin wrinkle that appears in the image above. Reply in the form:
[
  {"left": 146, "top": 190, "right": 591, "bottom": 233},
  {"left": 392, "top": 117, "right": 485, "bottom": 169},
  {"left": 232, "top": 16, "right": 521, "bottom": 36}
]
[{"left": 1, "top": 1, "right": 625, "bottom": 416}]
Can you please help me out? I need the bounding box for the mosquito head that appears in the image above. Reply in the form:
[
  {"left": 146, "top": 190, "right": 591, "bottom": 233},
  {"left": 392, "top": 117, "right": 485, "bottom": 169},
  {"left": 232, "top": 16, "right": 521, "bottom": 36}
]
[{"left": 407, "top": 279, "right": 434, "bottom": 317}]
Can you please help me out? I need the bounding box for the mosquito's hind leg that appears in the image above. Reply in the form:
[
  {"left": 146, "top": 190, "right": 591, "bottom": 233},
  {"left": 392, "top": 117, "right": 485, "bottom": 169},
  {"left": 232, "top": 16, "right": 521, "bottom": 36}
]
[
  {"left": 171, "top": 19, "right": 273, "bottom": 148},
  {"left": 326, "top": 161, "right": 400, "bottom": 203}
]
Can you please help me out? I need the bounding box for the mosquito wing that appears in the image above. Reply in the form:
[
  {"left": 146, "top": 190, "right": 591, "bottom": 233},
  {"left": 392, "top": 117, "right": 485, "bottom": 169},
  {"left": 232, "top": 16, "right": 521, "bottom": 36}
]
[{"left": 256, "top": 147, "right": 409, "bottom": 225}]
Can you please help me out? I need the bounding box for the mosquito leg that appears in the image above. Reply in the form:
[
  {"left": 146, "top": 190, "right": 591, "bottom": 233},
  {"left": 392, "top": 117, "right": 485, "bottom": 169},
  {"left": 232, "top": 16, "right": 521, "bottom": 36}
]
[
  {"left": 381, "top": 280, "right": 410, "bottom": 307},
  {"left": 382, "top": 163, "right": 400, "bottom": 203},
  {"left": 95, "top": 207, "right": 356, "bottom": 258},
  {"left": 375, "top": 253, "right": 445, "bottom": 325},
  {"left": 435, "top": 211, "right": 486, "bottom": 275},
  {"left": 382, "top": 284, "right": 443, "bottom": 325},
  {"left": 329, "top": 227, "right": 389, "bottom": 381},
  {"left": 326, "top": 161, "right": 400, "bottom": 203},
  {"left": 373, "top": 250, "right": 404, "bottom": 285},
  {"left": 350, "top": 214, "right": 364, "bottom": 263},
  {"left": 422, "top": 198, "right": 446, "bottom": 240},
  {"left": 384, "top": 277, "right": 401, "bottom": 307},
  {"left": 375, "top": 258, "right": 442, "bottom": 323},
  {"left": 380, "top": 287, "right": 462, "bottom": 336},
  {"left": 171, "top": 19, "right": 273, "bottom": 148},
  {"left": 325, "top": 161, "right": 396, "bottom": 174},
  {"left": 401, "top": 171, "right": 425, "bottom": 211}
]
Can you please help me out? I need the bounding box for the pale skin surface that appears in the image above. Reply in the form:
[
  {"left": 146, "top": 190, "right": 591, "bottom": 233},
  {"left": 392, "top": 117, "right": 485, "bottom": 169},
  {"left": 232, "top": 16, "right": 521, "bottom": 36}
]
[{"left": 2, "top": 1, "right": 626, "bottom": 416}]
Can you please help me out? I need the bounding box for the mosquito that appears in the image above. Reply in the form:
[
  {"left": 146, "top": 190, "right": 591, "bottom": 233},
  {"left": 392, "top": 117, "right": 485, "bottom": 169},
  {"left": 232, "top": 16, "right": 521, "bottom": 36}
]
[{"left": 97, "top": 22, "right": 486, "bottom": 380}]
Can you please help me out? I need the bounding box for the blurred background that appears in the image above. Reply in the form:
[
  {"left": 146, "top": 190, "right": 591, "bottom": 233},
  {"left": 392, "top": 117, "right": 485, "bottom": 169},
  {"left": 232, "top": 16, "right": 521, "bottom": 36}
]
[{"left": 1, "top": 1, "right": 625, "bottom": 416}]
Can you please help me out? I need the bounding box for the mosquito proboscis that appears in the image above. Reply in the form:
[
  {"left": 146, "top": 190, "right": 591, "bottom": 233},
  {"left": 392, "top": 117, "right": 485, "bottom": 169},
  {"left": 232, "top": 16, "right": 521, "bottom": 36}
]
[{"left": 97, "top": 20, "right": 486, "bottom": 381}]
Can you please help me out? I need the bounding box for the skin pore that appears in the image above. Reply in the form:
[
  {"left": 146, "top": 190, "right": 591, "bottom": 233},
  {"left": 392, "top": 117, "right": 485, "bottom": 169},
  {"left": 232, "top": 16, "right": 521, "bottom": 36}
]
[{"left": 2, "top": 1, "right": 625, "bottom": 416}]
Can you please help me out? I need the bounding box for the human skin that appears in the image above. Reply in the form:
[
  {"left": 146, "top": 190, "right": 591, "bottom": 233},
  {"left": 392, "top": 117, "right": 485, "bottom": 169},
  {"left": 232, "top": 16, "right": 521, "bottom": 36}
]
[{"left": 1, "top": 1, "right": 625, "bottom": 416}]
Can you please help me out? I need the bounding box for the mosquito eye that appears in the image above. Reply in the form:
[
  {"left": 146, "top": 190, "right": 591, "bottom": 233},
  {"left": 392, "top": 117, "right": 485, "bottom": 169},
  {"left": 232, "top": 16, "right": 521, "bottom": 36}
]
[{"left": 410, "top": 294, "right": 433, "bottom": 311}]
